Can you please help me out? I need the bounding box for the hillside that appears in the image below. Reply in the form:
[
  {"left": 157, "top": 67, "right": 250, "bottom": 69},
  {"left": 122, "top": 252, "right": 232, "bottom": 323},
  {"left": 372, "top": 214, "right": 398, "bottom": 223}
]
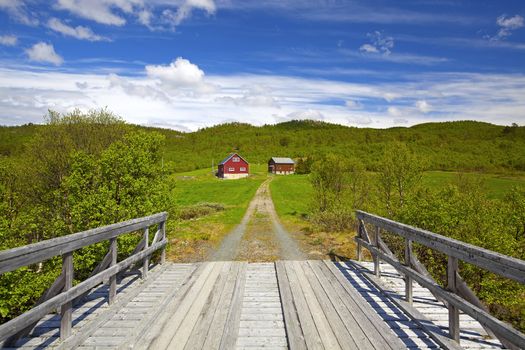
[{"left": 1, "top": 120, "right": 525, "bottom": 173}]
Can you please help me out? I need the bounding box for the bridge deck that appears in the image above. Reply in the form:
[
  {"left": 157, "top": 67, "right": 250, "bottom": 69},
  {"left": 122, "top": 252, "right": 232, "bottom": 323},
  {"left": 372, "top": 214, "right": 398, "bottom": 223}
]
[{"left": 6, "top": 260, "right": 504, "bottom": 350}]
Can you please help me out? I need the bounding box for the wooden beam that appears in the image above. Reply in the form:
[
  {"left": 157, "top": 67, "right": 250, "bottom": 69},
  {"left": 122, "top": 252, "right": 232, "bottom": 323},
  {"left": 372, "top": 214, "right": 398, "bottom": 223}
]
[
  {"left": 355, "top": 237, "right": 525, "bottom": 349},
  {"left": 447, "top": 256, "right": 460, "bottom": 343},
  {"left": 356, "top": 211, "right": 525, "bottom": 284},
  {"left": 143, "top": 227, "right": 149, "bottom": 279},
  {"left": 60, "top": 252, "right": 73, "bottom": 341},
  {"left": 108, "top": 238, "right": 117, "bottom": 305},
  {"left": 0, "top": 212, "right": 168, "bottom": 274},
  {"left": 0, "top": 240, "right": 167, "bottom": 343},
  {"left": 405, "top": 239, "right": 413, "bottom": 305},
  {"left": 374, "top": 226, "right": 380, "bottom": 278}
]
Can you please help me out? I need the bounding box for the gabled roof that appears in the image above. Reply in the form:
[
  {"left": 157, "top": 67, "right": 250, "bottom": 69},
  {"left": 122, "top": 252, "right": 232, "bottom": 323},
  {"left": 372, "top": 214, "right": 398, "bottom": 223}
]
[
  {"left": 219, "top": 153, "right": 249, "bottom": 165},
  {"left": 270, "top": 157, "right": 295, "bottom": 164}
]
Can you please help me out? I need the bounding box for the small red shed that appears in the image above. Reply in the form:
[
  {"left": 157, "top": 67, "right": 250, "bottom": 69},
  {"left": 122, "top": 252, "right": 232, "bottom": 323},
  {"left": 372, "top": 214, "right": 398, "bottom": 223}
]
[{"left": 217, "top": 153, "right": 249, "bottom": 179}]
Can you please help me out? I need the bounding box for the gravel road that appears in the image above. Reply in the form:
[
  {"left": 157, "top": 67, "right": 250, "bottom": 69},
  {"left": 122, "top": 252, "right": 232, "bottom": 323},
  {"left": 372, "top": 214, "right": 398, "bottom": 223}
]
[{"left": 211, "top": 177, "right": 306, "bottom": 261}]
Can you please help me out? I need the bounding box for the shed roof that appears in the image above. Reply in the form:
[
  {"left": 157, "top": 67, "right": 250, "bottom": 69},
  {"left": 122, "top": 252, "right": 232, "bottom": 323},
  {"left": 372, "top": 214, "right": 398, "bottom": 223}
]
[
  {"left": 219, "top": 153, "right": 249, "bottom": 165},
  {"left": 270, "top": 157, "right": 295, "bottom": 164}
]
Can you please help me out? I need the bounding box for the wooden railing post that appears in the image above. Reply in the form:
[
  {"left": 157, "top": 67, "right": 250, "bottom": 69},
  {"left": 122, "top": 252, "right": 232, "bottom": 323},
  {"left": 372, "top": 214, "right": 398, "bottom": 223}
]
[
  {"left": 160, "top": 221, "right": 166, "bottom": 264},
  {"left": 108, "top": 238, "right": 117, "bottom": 305},
  {"left": 60, "top": 252, "right": 73, "bottom": 340},
  {"left": 143, "top": 227, "right": 149, "bottom": 279},
  {"left": 405, "top": 238, "right": 413, "bottom": 304},
  {"left": 448, "top": 256, "right": 460, "bottom": 342},
  {"left": 374, "top": 226, "right": 381, "bottom": 278},
  {"left": 357, "top": 221, "right": 362, "bottom": 261}
]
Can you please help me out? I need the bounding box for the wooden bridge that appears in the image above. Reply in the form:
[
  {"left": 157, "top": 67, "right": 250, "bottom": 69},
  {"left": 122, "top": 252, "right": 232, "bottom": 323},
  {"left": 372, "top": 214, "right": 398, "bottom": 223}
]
[{"left": 0, "top": 212, "right": 524, "bottom": 349}]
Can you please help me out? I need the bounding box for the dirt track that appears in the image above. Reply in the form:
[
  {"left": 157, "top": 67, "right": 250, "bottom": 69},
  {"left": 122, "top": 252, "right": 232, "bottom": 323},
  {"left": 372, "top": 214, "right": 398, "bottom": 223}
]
[{"left": 211, "top": 178, "right": 306, "bottom": 262}]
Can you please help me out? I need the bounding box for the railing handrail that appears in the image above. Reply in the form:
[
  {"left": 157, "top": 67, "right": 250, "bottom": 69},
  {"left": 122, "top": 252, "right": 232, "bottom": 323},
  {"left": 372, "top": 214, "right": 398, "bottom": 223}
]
[
  {"left": 0, "top": 212, "right": 168, "bottom": 274},
  {"left": 356, "top": 210, "right": 525, "bottom": 284},
  {"left": 0, "top": 212, "right": 168, "bottom": 345},
  {"left": 355, "top": 210, "right": 525, "bottom": 349}
]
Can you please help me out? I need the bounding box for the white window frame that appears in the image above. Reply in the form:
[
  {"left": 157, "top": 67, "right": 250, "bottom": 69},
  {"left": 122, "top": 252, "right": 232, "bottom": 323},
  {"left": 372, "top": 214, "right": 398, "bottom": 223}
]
[
  {"left": 232, "top": 157, "right": 240, "bottom": 162},
  {"left": 228, "top": 167, "right": 235, "bottom": 172},
  {"left": 240, "top": 167, "right": 246, "bottom": 171}
]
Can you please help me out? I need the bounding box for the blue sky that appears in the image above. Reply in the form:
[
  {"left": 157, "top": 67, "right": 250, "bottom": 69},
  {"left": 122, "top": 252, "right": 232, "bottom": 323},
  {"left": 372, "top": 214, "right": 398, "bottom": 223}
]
[{"left": 0, "top": 0, "right": 524, "bottom": 130}]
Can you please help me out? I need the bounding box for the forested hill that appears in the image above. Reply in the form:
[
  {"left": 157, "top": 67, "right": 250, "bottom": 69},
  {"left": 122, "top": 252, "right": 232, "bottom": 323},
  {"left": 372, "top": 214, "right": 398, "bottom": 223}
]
[{"left": 1, "top": 120, "right": 524, "bottom": 173}]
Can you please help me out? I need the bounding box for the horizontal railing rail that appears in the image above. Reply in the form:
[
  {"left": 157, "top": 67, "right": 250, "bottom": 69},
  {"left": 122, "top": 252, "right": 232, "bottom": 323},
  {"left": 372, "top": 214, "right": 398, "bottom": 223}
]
[
  {"left": 0, "top": 212, "right": 168, "bottom": 346},
  {"left": 355, "top": 210, "right": 525, "bottom": 350}
]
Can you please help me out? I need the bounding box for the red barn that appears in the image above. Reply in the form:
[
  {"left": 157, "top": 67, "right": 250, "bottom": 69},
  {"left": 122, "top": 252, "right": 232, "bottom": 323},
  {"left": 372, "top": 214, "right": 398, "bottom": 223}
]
[{"left": 217, "top": 153, "right": 249, "bottom": 179}]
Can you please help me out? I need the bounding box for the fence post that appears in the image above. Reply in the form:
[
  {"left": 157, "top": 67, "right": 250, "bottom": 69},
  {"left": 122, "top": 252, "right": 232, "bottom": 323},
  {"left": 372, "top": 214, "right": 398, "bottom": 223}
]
[
  {"left": 448, "top": 256, "right": 460, "bottom": 342},
  {"left": 405, "top": 239, "right": 413, "bottom": 304},
  {"left": 374, "top": 226, "right": 381, "bottom": 278},
  {"left": 143, "top": 227, "right": 149, "bottom": 279},
  {"left": 108, "top": 238, "right": 117, "bottom": 305},
  {"left": 160, "top": 221, "right": 166, "bottom": 264},
  {"left": 60, "top": 252, "right": 73, "bottom": 340},
  {"left": 357, "top": 221, "right": 362, "bottom": 261}
]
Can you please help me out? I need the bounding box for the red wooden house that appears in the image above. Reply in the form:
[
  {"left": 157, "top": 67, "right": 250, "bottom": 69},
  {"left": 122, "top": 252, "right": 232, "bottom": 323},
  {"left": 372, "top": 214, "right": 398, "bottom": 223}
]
[{"left": 217, "top": 153, "right": 249, "bottom": 179}]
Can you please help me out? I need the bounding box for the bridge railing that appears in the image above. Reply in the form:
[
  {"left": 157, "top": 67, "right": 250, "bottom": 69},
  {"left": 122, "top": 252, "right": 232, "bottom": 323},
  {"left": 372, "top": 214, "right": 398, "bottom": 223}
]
[
  {"left": 355, "top": 210, "right": 525, "bottom": 350},
  {"left": 0, "top": 212, "right": 168, "bottom": 346}
]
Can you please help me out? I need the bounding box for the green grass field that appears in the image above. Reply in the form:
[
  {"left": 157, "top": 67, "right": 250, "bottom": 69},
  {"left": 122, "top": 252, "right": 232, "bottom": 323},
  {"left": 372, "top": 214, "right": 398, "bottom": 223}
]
[{"left": 270, "top": 171, "right": 525, "bottom": 221}]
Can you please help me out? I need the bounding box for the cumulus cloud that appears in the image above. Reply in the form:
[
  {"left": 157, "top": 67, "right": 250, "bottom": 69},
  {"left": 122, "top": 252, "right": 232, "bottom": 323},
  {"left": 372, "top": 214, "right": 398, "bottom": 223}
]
[
  {"left": 0, "top": 34, "right": 17, "bottom": 46},
  {"left": 146, "top": 57, "right": 204, "bottom": 87},
  {"left": 415, "top": 100, "right": 431, "bottom": 113},
  {"left": 486, "top": 14, "right": 524, "bottom": 41},
  {"left": 47, "top": 18, "right": 108, "bottom": 41},
  {"left": 387, "top": 106, "right": 402, "bottom": 117},
  {"left": 345, "top": 99, "right": 361, "bottom": 109},
  {"left": 25, "top": 42, "right": 63, "bottom": 65},
  {"left": 360, "top": 31, "right": 394, "bottom": 56},
  {"left": 0, "top": 0, "right": 38, "bottom": 25},
  {"left": 216, "top": 84, "right": 279, "bottom": 108}
]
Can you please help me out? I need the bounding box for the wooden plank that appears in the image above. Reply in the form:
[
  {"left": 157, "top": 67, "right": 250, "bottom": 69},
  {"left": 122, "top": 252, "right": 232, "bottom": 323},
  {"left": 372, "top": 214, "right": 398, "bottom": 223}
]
[
  {"left": 0, "top": 240, "right": 167, "bottom": 343},
  {"left": 299, "top": 261, "right": 356, "bottom": 349},
  {"left": 60, "top": 252, "right": 73, "bottom": 340},
  {"left": 447, "top": 256, "right": 460, "bottom": 342},
  {"left": 346, "top": 260, "right": 463, "bottom": 350},
  {"left": 355, "top": 239, "right": 525, "bottom": 349},
  {"left": 57, "top": 264, "right": 172, "bottom": 350},
  {"left": 146, "top": 262, "right": 217, "bottom": 348},
  {"left": 308, "top": 261, "right": 376, "bottom": 350},
  {"left": 356, "top": 211, "right": 525, "bottom": 284},
  {"left": 184, "top": 262, "right": 233, "bottom": 350},
  {"left": 322, "top": 260, "right": 408, "bottom": 350},
  {"left": 218, "top": 262, "right": 247, "bottom": 350},
  {"left": 284, "top": 261, "right": 324, "bottom": 350},
  {"left": 108, "top": 238, "right": 117, "bottom": 305},
  {"left": 202, "top": 262, "right": 243, "bottom": 349},
  {"left": 0, "top": 213, "right": 167, "bottom": 274},
  {"left": 143, "top": 228, "right": 149, "bottom": 279}
]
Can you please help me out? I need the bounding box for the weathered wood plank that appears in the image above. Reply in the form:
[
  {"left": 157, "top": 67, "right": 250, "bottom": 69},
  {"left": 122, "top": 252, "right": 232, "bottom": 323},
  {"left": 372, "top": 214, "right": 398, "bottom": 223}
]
[
  {"left": 184, "top": 262, "right": 233, "bottom": 350},
  {"left": 60, "top": 252, "right": 73, "bottom": 340},
  {"left": 0, "top": 213, "right": 167, "bottom": 274},
  {"left": 0, "top": 240, "right": 166, "bottom": 343},
  {"left": 218, "top": 262, "right": 247, "bottom": 350},
  {"left": 299, "top": 261, "right": 355, "bottom": 349},
  {"left": 275, "top": 261, "right": 306, "bottom": 350},
  {"left": 308, "top": 261, "right": 376, "bottom": 350},
  {"left": 322, "top": 260, "right": 409, "bottom": 350},
  {"left": 356, "top": 211, "right": 525, "bottom": 284},
  {"left": 355, "top": 239, "right": 525, "bottom": 349}
]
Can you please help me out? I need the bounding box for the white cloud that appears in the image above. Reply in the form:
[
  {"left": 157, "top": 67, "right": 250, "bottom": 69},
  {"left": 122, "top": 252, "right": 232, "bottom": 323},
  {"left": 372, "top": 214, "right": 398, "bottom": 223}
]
[
  {"left": 359, "top": 44, "right": 378, "bottom": 54},
  {"left": 287, "top": 109, "right": 325, "bottom": 121},
  {"left": 487, "top": 14, "right": 524, "bottom": 41},
  {"left": 47, "top": 18, "right": 108, "bottom": 41},
  {"left": 0, "top": 34, "right": 17, "bottom": 46},
  {"left": 25, "top": 42, "right": 63, "bottom": 65},
  {"left": 54, "top": 0, "right": 142, "bottom": 26},
  {"left": 146, "top": 57, "right": 204, "bottom": 87},
  {"left": 387, "top": 106, "right": 402, "bottom": 117},
  {"left": 345, "top": 99, "right": 361, "bottom": 109},
  {"left": 415, "top": 100, "right": 431, "bottom": 113},
  {"left": 162, "top": 0, "right": 216, "bottom": 28},
  {"left": 0, "top": 63, "right": 524, "bottom": 130},
  {"left": 0, "top": 0, "right": 38, "bottom": 25},
  {"left": 360, "top": 31, "right": 394, "bottom": 56}
]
